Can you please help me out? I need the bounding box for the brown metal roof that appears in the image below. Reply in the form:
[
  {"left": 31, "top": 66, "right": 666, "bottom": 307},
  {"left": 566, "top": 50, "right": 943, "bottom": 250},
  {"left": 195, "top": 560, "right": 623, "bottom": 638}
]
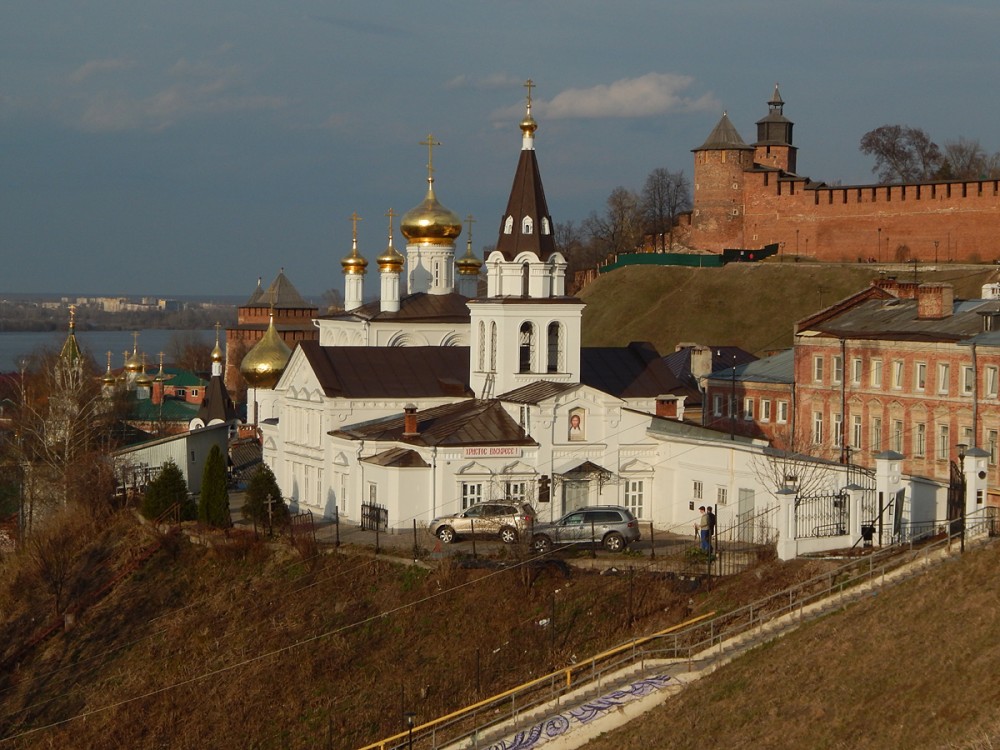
[
  {"left": 498, "top": 381, "right": 578, "bottom": 404},
  {"left": 318, "top": 292, "right": 471, "bottom": 324},
  {"left": 494, "top": 149, "right": 557, "bottom": 262},
  {"left": 806, "top": 297, "right": 989, "bottom": 342},
  {"left": 298, "top": 342, "right": 472, "bottom": 399},
  {"left": 362, "top": 448, "right": 430, "bottom": 468},
  {"left": 335, "top": 399, "right": 536, "bottom": 448}
]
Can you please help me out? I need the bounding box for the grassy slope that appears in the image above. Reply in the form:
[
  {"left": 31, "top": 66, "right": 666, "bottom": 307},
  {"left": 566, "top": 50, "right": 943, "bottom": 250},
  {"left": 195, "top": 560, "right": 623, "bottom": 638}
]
[
  {"left": 3, "top": 516, "right": 831, "bottom": 750},
  {"left": 580, "top": 263, "right": 999, "bottom": 355},
  {"left": 586, "top": 540, "right": 1000, "bottom": 750}
]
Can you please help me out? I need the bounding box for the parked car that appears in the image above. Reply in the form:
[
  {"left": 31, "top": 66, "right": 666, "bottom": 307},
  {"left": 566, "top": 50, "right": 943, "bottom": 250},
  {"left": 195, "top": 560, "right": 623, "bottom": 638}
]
[
  {"left": 531, "top": 506, "right": 640, "bottom": 553},
  {"left": 428, "top": 502, "right": 536, "bottom": 544}
]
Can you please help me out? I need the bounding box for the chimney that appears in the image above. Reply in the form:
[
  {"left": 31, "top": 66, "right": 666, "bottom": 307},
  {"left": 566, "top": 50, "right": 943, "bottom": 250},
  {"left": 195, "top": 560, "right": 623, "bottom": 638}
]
[
  {"left": 689, "top": 345, "right": 713, "bottom": 381},
  {"left": 917, "top": 283, "right": 954, "bottom": 320},
  {"left": 874, "top": 277, "right": 919, "bottom": 299},
  {"left": 656, "top": 396, "right": 678, "bottom": 419},
  {"left": 403, "top": 404, "right": 419, "bottom": 437},
  {"left": 151, "top": 379, "right": 164, "bottom": 405}
]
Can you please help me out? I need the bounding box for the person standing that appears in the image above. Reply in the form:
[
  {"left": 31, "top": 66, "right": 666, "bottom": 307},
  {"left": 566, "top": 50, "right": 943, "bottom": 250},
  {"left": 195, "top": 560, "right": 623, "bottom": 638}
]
[{"left": 696, "top": 506, "right": 711, "bottom": 552}]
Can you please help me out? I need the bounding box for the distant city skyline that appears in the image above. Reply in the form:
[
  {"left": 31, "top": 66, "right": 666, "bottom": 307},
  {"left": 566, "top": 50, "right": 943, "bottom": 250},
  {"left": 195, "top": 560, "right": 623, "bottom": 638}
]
[{"left": 3, "top": 1, "right": 999, "bottom": 297}]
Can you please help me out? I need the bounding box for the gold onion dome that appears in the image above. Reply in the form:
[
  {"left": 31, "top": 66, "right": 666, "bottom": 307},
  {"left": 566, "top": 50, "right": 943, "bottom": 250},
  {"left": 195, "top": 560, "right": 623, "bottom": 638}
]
[
  {"left": 135, "top": 358, "right": 153, "bottom": 388},
  {"left": 377, "top": 209, "right": 405, "bottom": 272},
  {"left": 400, "top": 134, "right": 461, "bottom": 245},
  {"left": 211, "top": 342, "right": 224, "bottom": 363},
  {"left": 341, "top": 239, "right": 368, "bottom": 275},
  {"left": 456, "top": 234, "right": 482, "bottom": 276},
  {"left": 102, "top": 352, "right": 116, "bottom": 385},
  {"left": 240, "top": 316, "right": 292, "bottom": 389},
  {"left": 124, "top": 332, "right": 142, "bottom": 373}
]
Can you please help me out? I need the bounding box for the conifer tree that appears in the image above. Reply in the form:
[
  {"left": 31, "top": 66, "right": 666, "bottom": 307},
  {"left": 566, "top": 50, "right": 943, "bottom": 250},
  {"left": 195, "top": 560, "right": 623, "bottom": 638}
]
[
  {"left": 140, "top": 459, "right": 194, "bottom": 520},
  {"left": 198, "top": 444, "right": 230, "bottom": 527},
  {"left": 243, "top": 463, "right": 289, "bottom": 529}
]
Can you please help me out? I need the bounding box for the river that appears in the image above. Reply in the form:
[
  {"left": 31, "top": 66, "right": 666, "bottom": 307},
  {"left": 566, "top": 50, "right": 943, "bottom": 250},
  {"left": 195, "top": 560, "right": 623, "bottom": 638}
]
[{"left": 0, "top": 330, "right": 217, "bottom": 372}]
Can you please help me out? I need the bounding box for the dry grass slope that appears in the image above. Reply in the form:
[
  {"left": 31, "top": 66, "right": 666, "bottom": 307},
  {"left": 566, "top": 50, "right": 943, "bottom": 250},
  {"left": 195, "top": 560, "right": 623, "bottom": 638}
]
[
  {"left": 586, "top": 540, "right": 1000, "bottom": 750},
  {"left": 580, "top": 263, "right": 999, "bottom": 355}
]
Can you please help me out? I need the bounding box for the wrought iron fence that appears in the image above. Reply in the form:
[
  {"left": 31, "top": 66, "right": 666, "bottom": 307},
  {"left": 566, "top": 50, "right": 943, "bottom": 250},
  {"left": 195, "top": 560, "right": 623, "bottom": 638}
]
[
  {"left": 361, "top": 501, "right": 388, "bottom": 532},
  {"left": 795, "top": 492, "right": 849, "bottom": 538}
]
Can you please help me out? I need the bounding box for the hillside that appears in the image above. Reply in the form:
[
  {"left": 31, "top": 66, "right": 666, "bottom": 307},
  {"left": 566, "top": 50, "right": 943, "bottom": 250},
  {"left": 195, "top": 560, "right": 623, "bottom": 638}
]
[
  {"left": 586, "top": 538, "right": 1000, "bottom": 749},
  {"left": 579, "top": 262, "right": 1000, "bottom": 355},
  {"left": 0, "top": 511, "right": 828, "bottom": 749}
]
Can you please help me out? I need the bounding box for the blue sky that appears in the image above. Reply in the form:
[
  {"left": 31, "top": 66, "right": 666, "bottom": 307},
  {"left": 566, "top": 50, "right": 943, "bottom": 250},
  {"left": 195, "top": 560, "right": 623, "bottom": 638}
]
[{"left": 3, "top": 1, "right": 999, "bottom": 298}]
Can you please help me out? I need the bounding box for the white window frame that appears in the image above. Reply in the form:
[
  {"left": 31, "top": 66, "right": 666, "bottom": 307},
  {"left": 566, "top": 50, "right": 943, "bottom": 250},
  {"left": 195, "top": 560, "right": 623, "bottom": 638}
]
[
  {"left": 989, "top": 429, "right": 998, "bottom": 466},
  {"left": 716, "top": 486, "right": 728, "bottom": 505},
  {"left": 624, "top": 479, "right": 644, "bottom": 519},
  {"left": 505, "top": 480, "right": 528, "bottom": 503},
  {"left": 915, "top": 423, "right": 926, "bottom": 457},
  {"left": 937, "top": 363, "right": 950, "bottom": 394},
  {"left": 870, "top": 358, "right": 883, "bottom": 388},
  {"left": 872, "top": 417, "right": 883, "bottom": 453},
  {"left": 813, "top": 355, "right": 824, "bottom": 383},
  {"left": 743, "top": 397, "right": 754, "bottom": 420},
  {"left": 852, "top": 414, "right": 863, "bottom": 449},
  {"left": 937, "top": 424, "right": 950, "bottom": 460},
  {"left": 777, "top": 400, "right": 789, "bottom": 424},
  {"left": 833, "top": 413, "right": 843, "bottom": 448},
  {"left": 693, "top": 480, "right": 703, "bottom": 500},
  {"left": 832, "top": 355, "right": 843, "bottom": 384},
  {"left": 892, "top": 360, "right": 904, "bottom": 389},
  {"left": 851, "top": 357, "right": 863, "bottom": 385},
  {"left": 761, "top": 399, "right": 771, "bottom": 422},
  {"left": 713, "top": 394, "right": 723, "bottom": 417},
  {"left": 987, "top": 366, "right": 999, "bottom": 398},
  {"left": 892, "top": 419, "right": 903, "bottom": 453},
  {"left": 461, "top": 481, "right": 483, "bottom": 509},
  {"left": 813, "top": 411, "right": 824, "bottom": 445},
  {"left": 916, "top": 362, "right": 927, "bottom": 391},
  {"left": 962, "top": 366, "right": 974, "bottom": 395}
]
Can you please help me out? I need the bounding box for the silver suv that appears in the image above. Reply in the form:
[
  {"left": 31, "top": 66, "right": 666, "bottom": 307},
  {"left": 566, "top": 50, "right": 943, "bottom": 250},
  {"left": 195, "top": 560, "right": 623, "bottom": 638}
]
[
  {"left": 531, "top": 506, "right": 640, "bottom": 553},
  {"left": 428, "top": 502, "right": 536, "bottom": 545}
]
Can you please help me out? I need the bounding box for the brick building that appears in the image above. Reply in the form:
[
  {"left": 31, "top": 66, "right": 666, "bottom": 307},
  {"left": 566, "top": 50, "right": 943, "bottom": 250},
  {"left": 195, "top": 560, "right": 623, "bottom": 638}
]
[
  {"left": 686, "top": 86, "right": 1000, "bottom": 263},
  {"left": 709, "top": 278, "right": 1000, "bottom": 505},
  {"left": 704, "top": 349, "right": 795, "bottom": 448}
]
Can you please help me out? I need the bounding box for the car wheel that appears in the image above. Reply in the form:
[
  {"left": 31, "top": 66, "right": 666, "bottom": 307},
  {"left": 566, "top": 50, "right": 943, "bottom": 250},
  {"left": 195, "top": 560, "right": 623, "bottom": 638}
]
[
  {"left": 499, "top": 526, "right": 518, "bottom": 544},
  {"left": 532, "top": 535, "right": 552, "bottom": 554},
  {"left": 603, "top": 532, "right": 625, "bottom": 552},
  {"left": 436, "top": 526, "right": 457, "bottom": 544}
]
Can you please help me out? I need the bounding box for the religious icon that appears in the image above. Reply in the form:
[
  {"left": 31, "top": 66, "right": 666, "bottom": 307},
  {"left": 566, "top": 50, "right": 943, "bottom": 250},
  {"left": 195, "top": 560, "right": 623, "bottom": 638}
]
[{"left": 568, "top": 408, "right": 585, "bottom": 441}]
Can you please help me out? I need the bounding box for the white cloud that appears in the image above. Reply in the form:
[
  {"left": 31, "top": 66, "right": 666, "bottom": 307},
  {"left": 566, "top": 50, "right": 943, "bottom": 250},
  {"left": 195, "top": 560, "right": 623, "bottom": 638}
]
[
  {"left": 73, "top": 58, "right": 286, "bottom": 133},
  {"left": 68, "top": 58, "right": 134, "bottom": 84},
  {"left": 495, "top": 73, "right": 720, "bottom": 120}
]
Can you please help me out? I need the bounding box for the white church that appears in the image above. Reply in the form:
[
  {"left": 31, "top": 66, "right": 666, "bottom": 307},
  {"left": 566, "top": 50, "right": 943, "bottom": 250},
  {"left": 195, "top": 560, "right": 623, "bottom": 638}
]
[{"left": 241, "top": 85, "right": 951, "bottom": 548}]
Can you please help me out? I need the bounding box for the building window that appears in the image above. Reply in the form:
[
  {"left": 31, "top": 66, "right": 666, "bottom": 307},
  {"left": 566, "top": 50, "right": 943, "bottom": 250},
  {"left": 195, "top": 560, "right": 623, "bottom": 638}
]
[
  {"left": 937, "top": 424, "right": 950, "bottom": 460},
  {"left": 813, "top": 411, "right": 824, "bottom": 445},
  {"left": 462, "top": 482, "right": 483, "bottom": 509},
  {"left": 777, "top": 400, "right": 789, "bottom": 424},
  {"left": 813, "top": 355, "right": 824, "bottom": 383},
  {"left": 989, "top": 430, "right": 998, "bottom": 465},
  {"left": 937, "top": 363, "right": 950, "bottom": 394},
  {"left": 522, "top": 216, "right": 533, "bottom": 234},
  {"left": 870, "top": 359, "right": 883, "bottom": 388},
  {"left": 547, "top": 322, "right": 562, "bottom": 373},
  {"left": 852, "top": 415, "right": 863, "bottom": 449},
  {"left": 504, "top": 216, "right": 514, "bottom": 234},
  {"left": 519, "top": 405, "right": 531, "bottom": 435},
  {"left": 852, "top": 357, "right": 863, "bottom": 385},
  {"left": 518, "top": 322, "right": 534, "bottom": 373},
  {"left": 892, "top": 361, "right": 904, "bottom": 389},
  {"left": 624, "top": 479, "right": 644, "bottom": 519},
  {"left": 892, "top": 420, "right": 903, "bottom": 453},
  {"left": 915, "top": 423, "right": 926, "bottom": 457},
  {"left": 490, "top": 322, "right": 497, "bottom": 371},
  {"left": 987, "top": 367, "right": 999, "bottom": 398},
  {"left": 693, "top": 480, "right": 703, "bottom": 500},
  {"left": 713, "top": 394, "right": 723, "bottom": 417},
  {"left": 832, "top": 355, "right": 843, "bottom": 384},
  {"left": 368, "top": 482, "right": 378, "bottom": 504},
  {"left": 962, "top": 426, "right": 974, "bottom": 447},
  {"left": 743, "top": 398, "right": 754, "bottom": 420},
  {"left": 717, "top": 486, "right": 728, "bottom": 505},
  {"left": 916, "top": 362, "right": 927, "bottom": 391},
  {"left": 477, "top": 321, "right": 486, "bottom": 371},
  {"left": 761, "top": 399, "right": 771, "bottom": 422},
  {"left": 833, "top": 413, "right": 843, "bottom": 448},
  {"left": 962, "top": 366, "right": 974, "bottom": 395},
  {"left": 872, "top": 417, "right": 883, "bottom": 453},
  {"left": 505, "top": 481, "right": 527, "bottom": 502}
]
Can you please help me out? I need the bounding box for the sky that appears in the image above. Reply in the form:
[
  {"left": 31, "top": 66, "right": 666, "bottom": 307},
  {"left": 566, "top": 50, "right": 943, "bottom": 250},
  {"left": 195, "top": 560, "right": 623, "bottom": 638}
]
[{"left": 3, "top": 1, "right": 1000, "bottom": 299}]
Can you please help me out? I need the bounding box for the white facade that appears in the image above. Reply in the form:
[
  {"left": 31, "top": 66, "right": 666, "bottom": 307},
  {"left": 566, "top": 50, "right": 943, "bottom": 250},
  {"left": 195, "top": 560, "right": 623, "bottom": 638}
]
[{"left": 315, "top": 317, "right": 468, "bottom": 348}]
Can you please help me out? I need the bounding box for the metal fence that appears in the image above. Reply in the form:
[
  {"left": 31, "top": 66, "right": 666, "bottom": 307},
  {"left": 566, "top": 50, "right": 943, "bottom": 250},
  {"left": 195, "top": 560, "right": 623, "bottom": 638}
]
[
  {"left": 360, "top": 501, "right": 388, "bottom": 532},
  {"left": 795, "top": 492, "right": 849, "bottom": 538}
]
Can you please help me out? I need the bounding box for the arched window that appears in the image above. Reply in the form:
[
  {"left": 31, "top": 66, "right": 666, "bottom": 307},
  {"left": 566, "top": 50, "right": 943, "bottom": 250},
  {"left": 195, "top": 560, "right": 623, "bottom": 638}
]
[
  {"left": 522, "top": 216, "right": 533, "bottom": 235},
  {"left": 541, "top": 217, "right": 550, "bottom": 235},
  {"left": 547, "top": 322, "right": 562, "bottom": 373},
  {"left": 478, "top": 321, "right": 486, "bottom": 371},
  {"left": 519, "top": 322, "right": 534, "bottom": 373},
  {"left": 521, "top": 263, "right": 530, "bottom": 297},
  {"left": 504, "top": 216, "right": 514, "bottom": 234},
  {"left": 489, "top": 321, "right": 497, "bottom": 372}
]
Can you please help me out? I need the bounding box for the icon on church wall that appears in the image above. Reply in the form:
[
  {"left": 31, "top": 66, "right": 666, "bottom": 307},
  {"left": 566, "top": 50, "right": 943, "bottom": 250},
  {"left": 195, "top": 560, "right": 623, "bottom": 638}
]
[{"left": 568, "top": 408, "right": 586, "bottom": 442}]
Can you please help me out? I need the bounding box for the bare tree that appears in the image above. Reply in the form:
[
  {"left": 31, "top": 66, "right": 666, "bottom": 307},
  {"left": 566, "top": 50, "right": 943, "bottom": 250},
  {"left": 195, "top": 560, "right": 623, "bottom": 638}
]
[
  {"left": 641, "top": 168, "right": 691, "bottom": 252},
  {"left": 859, "top": 125, "right": 942, "bottom": 183},
  {"left": 167, "top": 331, "right": 212, "bottom": 375},
  {"left": 938, "top": 137, "right": 1000, "bottom": 180},
  {"left": 582, "top": 187, "right": 643, "bottom": 258}
]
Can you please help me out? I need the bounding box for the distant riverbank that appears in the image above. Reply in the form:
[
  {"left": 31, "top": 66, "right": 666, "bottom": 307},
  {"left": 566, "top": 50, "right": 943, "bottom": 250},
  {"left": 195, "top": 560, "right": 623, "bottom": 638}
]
[{"left": 0, "top": 329, "right": 216, "bottom": 372}]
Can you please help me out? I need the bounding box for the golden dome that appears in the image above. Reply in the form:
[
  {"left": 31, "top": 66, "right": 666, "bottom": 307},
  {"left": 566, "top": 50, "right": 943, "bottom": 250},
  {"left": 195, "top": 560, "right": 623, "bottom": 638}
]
[
  {"left": 210, "top": 323, "right": 224, "bottom": 362},
  {"left": 377, "top": 209, "right": 404, "bottom": 272},
  {"left": 456, "top": 238, "right": 482, "bottom": 276},
  {"left": 240, "top": 316, "right": 292, "bottom": 389},
  {"left": 400, "top": 183, "right": 462, "bottom": 245},
  {"left": 101, "top": 351, "right": 116, "bottom": 385},
  {"left": 341, "top": 243, "right": 368, "bottom": 275},
  {"left": 124, "top": 332, "right": 142, "bottom": 372}
]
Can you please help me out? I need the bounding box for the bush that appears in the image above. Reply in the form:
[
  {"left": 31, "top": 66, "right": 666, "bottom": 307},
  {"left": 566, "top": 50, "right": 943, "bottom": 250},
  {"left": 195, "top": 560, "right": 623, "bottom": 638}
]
[
  {"left": 141, "top": 460, "right": 194, "bottom": 521},
  {"left": 243, "top": 463, "right": 289, "bottom": 529}
]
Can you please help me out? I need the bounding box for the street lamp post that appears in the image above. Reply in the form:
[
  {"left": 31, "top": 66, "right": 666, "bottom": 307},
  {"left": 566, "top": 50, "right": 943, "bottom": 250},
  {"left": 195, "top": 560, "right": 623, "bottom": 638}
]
[{"left": 404, "top": 712, "right": 416, "bottom": 749}]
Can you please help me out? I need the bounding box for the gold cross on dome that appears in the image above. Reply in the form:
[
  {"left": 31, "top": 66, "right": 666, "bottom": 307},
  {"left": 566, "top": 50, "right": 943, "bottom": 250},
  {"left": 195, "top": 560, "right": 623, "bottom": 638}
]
[
  {"left": 465, "top": 214, "right": 476, "bottom": 243},
  {"left": 524, "top": 79, "right": 535, "bottom": 109},
  {"left": 349, "top": 211, "right": 363, "bottom": 241},
  {"left": 419, "top": 133, "right": 441, "bottom": 181},
  {"left": 385, "top": 207, "right": 395, "bottom": 235}
]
